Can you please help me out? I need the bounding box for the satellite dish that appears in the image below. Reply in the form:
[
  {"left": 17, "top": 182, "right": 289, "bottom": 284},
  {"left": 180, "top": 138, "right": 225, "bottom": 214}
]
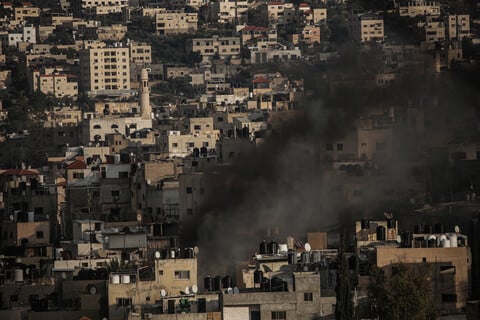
[
  {"left": 9, "top": 214, "right": 14, "bottom": 221},
  {"left": 396, "top": 235, "right": 402, "bottom": 243},
  {"left": 95, "top": 234, "right": 104, "bottom": 243},
  {"left": 192, "top": 284, "right": 198, "bottom": 293},
  {"left": 454, "top": 225, "right": 460, "bottom": 233},
  {"left": 304, "top": 243, "right": 311, "bottom": 252},
  {"left": 155, "top": 251, "right": 161, "bottom": 259},
  {"left": 233, "top": 287, "right": 239, "bottom": 294},
  {"left": 89, "top": 285, "right": 97, "bottom": 295},
  {"left": 227, "top": 287, "right": 233, "bottom": 294},
  {"left": 185, "top": 286, "right": 190, "bottom": 294},
  {"left": 136, "top": 212, "right": 142, "bottom": 222},
  {"left": 61, "top": 272, "right": 67, "bottom": 279},
  {"left": 160, "top": 289, "right": 167, "bottom": 297},
  {"left": 26, "top": 268, "right": 30, "bottom": 275},
  {"left": 193, "top": 246, "right": 199, "bottom": 255}
]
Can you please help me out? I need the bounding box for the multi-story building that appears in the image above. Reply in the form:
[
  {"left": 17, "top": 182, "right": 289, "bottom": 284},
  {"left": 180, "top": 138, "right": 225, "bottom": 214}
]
[
  {"left": 239, "top": 25, "right": 277, "bottom": 45},
  {"left": 7, "top": 25, "right": 36, "bottom": 47},
  {"left": 350, "top": 13, "right": 384, "bottom": 42},
  {"left": 291, "top": 26, "right": 321, "bottom": 47},
  {"left": 424, "top": 15, "right": 446, "bottom": 44},
  {"left": 355, "top": 218, "right": 471, "bottom": 313},
  {"left": 217, "top": 0, "right": 249, "bottom": 24},
  {"left": 188, "top": 36, "right": 241, "bottom": 61},
  {"left": 154, "top": 9, "right": 198, "bottom": 35},
  {"left": 96, "top": 24, "right": 127, "bottom": 41},
  {"left": 159, "top": 130, "right": 218, "bottom": 158},
  {"left": 13, "top": 3, "right": 40, "bottom": 27},
  {"left": 128, "top": 42, "right": 152, "bottom": 66},
  {"left": 29, "top": 67, "right": 79, "bottom": 98},
  {"left": 268, "top": 1, "right": 295, "bottom": 27},
  {"left": 79, "top": 45, "right": 131, "bottom": 94},
  {"left": 70, "top": 0, "right": 128, "bottom": 15},
  {"left": 448, "top": 14, "right": 470, "bottom": 40},
  {"left": 398, "top": 1, "right": 440, "bottom": 17},
  {"left": 108, "top": 253, "right": 198, "bottom": 320}
]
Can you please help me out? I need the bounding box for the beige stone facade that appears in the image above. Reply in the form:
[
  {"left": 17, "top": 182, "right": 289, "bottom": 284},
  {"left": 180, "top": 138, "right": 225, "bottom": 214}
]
[{"left": 79, "top": 46, "right": 131, "bottom": 93}]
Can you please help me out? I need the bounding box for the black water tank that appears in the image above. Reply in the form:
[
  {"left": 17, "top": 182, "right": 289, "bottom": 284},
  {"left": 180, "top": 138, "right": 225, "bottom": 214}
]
[
  {"left": 401, "top": 232, "right": 412, "bottom": 248},
  {"left": 434, "top": 224, "right": 445, "bottom": 233},
  {"left": 414, "top": 224, "right": 424, "bottom": 234},
  {"left": 287, "top": 250, "right": 296, "bottom": 265},
  {"left": 387, "top": 219, "right": 396, "bottom": 229},
  {"left": 253, "top": 270, "right": 263, "bottom": 284},
  {"left": 361, "top": 218, "right": 370, "bottom": 230},
  {"left": 424, "top": 225, "right": 433, "bottom": 234},
  {"left": 170, "top": 237, "right": 178, "bottom": 249},
  {"left": 268, "top": 240, "right": 278, "bottom": 255},
  {"left": 222, "top": 275, "right": 233, "bottom": 288},
  {"left": 376, "top": 226, "right": 386, "bottom": 241},
  {"left": 261, "top": 277, "right": 271, "bottom": 290},
  {"left": 183, "top": 248, "right": 194, "bottom": 258},
  {"left": 259, "top": 240, "right": 268, "bottom": 254},
  {"left": 167, "top": 300, "right": 175, "bottom": 314},
  {"left": 213, "top": 276, "right": 222, "bottom": 291},
  {"left": 197, "top": 298, "right": 206, "bottom": 313},
  {"left": 204, "top": 276, "right": 213, "bottom": 292}
]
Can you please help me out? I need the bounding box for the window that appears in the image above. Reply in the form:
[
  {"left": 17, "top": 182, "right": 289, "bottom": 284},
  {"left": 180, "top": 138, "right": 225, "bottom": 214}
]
[
  {"left": 442, "top": 294, "right": 457, "bottom": 303},
  {"left": 194, "top": 125, "right": 201, "bottom": 130},
  {"left": 186, "top": 187, "right": 192, "bottom": 194},
  {"left": 10, "top": 295, "right": 18, "bottom": 303},
  {"left": 187, "top": 208, "right": 193, "bottom": 215},
  {"left": 116, "top": 298, "right": 132, "bottom": 307},
  {"left": 304, "top": 292, "right": 313, "bottom": 301},
  {"left": 159, "top": 270, "right": 164, "bottom": 276},
  {"left": 172, "top": 143, "right": 178, "bottom": 147},
  {"left": 271, "top": 311, "right": 286, "bottom": 320},
  {"left": 174, "top": 270, "right": 190, "bottom": 279},
  {"left": 337, "top": 143, "right": 343, "bottom": 151},
  {"left": 326, "top": 143, "right": 333, "bottom": 151},
  {"left": 73, "top": 172, "right": 84, "bottom": 179},
  {"left": 36, "top": 231, "right": 44, "bottom": 238},
  {"left": 111, "top": 190, "right": 120, "bottom": 197}
]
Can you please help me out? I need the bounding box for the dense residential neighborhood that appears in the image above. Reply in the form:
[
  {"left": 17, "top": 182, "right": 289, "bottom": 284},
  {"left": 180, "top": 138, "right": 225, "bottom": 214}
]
[{"left": 1, "top": 0, "right": 480, "bottom": 319}]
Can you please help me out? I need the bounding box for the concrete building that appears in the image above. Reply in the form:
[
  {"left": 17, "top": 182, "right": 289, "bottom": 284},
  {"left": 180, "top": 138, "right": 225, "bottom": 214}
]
[
  {"left": 79, "top": 45, "right": 131, "bottom": 94},
  {"left": 108, "top": 255, "right": 198, "bottom": 320},
  {"left": 268, "top": 2, "right": 295, "bottom": 27},
  {"left": 159, "top": 130, "right": 217, "bottom": 158},
  {"left": 97, "top": 24, "right": 127, "bottom": 41},
  {"left": 129, "top": 42, "right": 152, "bottom": 66},
  {"left": 70, "top": 0, "right": 128, "bottom": 15},
  {"left": 7, "top": 25, "right": 36, "bottom": 47},
  {"left": 154, "top": 10, "right": 198, "bottom": 35},
  {"left": 291, "top": 26, "right": 321, "bottom": 47},
  {"left": 29, "top": 68, "right": 78, "bottom": 98},
  {"left": 13, "top": 3, "right": 40, "bottom": 27},
  {"left": 424, "top": 15, "right": 446, "bottom": 44},
  {"left": 188, "top": 36, "right": 241, "bottom": 62},
  {"left": 448, "top": 14, "right": 470, "bottom": 40},
  {"left": 398, "top": 1, "right": 440, "bottom": 17},
  {"left": 217, "top": 0, "right": 249, "bottom": 24},
  {"left": 350, "top": 13, "right": 384, "bottom": 43}
]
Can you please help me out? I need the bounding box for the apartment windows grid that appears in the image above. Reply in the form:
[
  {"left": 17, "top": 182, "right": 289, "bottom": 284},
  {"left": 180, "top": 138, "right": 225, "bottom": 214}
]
[{"left": 271, "top": 311, "right": 286, "bottom": 320}]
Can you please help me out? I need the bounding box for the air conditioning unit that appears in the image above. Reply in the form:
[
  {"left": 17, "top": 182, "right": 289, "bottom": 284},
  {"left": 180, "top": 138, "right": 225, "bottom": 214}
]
[{"left": 144, "top": 313, "right": 153, "bottom": 319}]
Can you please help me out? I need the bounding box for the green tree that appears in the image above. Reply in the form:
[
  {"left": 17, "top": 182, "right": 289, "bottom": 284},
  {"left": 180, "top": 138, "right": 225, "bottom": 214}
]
[
  {"left": 335, "top": 241, "right": 354, "bottom": 320},
  {"left": 368, "top": 263, "right": 437, "bottom": 320}
]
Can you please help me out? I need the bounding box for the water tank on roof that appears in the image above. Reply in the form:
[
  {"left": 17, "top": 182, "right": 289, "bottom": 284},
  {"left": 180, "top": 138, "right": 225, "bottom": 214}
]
[
  {"left": 259, "top": 240, "right": 268, "bottom": 254},
  {"left": 213, "top": 276, "right": 222, "bottom": 291},
  {"left": 121, "top": 275, "right": 130, "bottom": 284},
  {"left": 449, "top": 234, "right": 458, "bottom": 247},
  {"left": 111, "top": 274, "right": 120, "bottom": 284},
  {"left": 434, "top": 224, "right": 445, "bottom": 234},
  {"left": 268, "top": 240, "right": 278, "bottom": 255},
  {"left": 287, "top": 250, "right": 296, "bottom": 265},
  {"left": 361, "top": 218, "right": 370, "bottom": 230},
  {"left": 253, "top": 270, "right": 263, "bottom": 284},
  {"left": 376, "top": 226, "right": 386, "bottom": 241},
  {"left": 204, "top": 276, "right": 213, "bottom": 292},
  {"left": 15, "top": 269, "right": 24, "bottom": 282}
]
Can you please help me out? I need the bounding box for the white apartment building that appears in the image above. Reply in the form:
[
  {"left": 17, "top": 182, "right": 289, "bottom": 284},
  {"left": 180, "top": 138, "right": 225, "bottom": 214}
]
[
  {"left": 8, "top": 26, "right": 37, "bottom": 47},
  {"left": 79, "top": 45, "right": 131, "bottom": 93}
]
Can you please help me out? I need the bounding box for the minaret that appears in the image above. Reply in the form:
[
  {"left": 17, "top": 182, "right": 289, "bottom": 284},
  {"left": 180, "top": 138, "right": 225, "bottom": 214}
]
[{"left": 139, "top": 68, "right": 151, "bottom": 119}]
